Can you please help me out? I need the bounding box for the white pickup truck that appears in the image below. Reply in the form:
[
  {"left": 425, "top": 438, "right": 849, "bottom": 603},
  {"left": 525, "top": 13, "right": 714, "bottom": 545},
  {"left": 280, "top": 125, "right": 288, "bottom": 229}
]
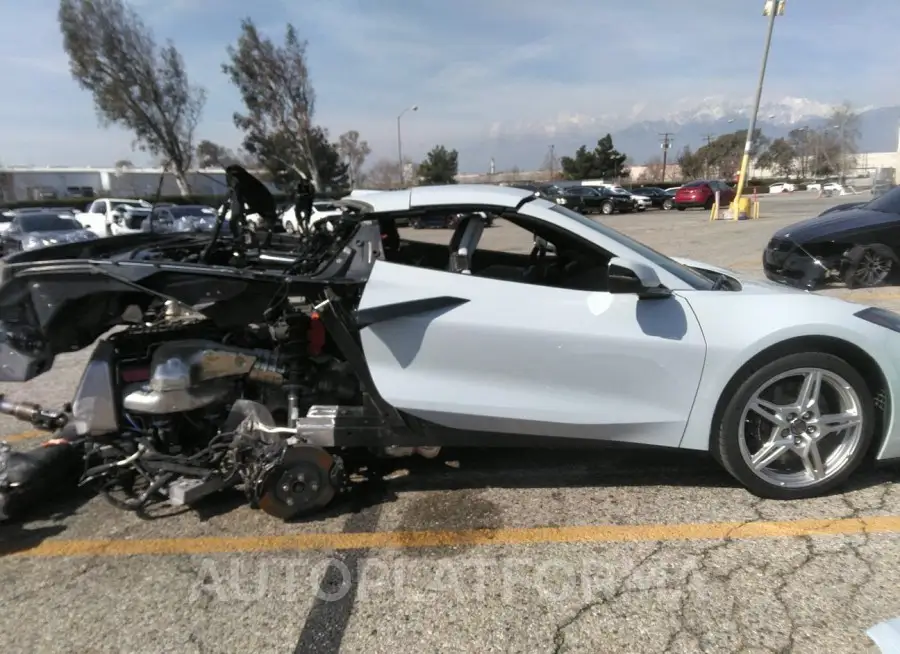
[{"left": 74, "top": 198, "right": 153, "bottom": 236}]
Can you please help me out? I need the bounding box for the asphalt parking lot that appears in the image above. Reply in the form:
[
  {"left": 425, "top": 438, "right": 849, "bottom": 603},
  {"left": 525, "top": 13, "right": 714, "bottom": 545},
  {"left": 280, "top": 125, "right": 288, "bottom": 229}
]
[{"left": 2, "top": 190, "right": 899, "bottom": 654}]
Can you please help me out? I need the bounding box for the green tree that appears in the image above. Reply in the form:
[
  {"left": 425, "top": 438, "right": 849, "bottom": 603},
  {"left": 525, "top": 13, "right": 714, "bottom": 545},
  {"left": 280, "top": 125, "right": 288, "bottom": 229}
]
[
  {"left": 58, "top": 0, "right": 206, "bottom": 195},
  {"left": 223, "top": 19, "right": 322, "bottom": 188},
  {"left": 337, "top": 130, "right": 371, "bottom": 188},
  {"left": 676, "top": 146, "right": 704, "bottom": 180},
  {"left": 309, "top": 127, "right": 349, "bottom": 191},
  {"left": 807, "top": 128, "right": 842, "bottom": 177},
  {"left": 417, "top": 145, "right": 458, "bottom": 185},
  {"left": 560, "top": 134, "right": 628, "bottom": 180},
  {"left": 688, "top": 129, "right": 768, "bottom": 179},
  {"left": 196, "top": 140, "right": 241, "bottom": 168},
  {"left": 756, "top": 137, "right": 797, "bottom": 177},
  {"left": 788, "top": 128, "right": 813, "bottom": 177}
]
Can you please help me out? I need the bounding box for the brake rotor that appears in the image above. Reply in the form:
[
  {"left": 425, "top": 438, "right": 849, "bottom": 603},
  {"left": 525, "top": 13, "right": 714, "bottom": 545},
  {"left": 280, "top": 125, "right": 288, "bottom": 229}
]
[{"left": 258, "top": 446, "right": 340, "bottom": 520}]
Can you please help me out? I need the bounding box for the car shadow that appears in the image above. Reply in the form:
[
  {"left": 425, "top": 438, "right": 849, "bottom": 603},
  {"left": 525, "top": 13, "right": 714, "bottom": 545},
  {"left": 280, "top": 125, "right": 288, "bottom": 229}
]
[
  {"left": 305, "top": 446, "right": 900, "bottom": 520},
  {"left": 0, "top": 485, "right": 95, "bottom": 557},
  {"left": 3, "top": 447, "right": 897, "bottom": 546},
  {"left": 285, "top": 447, "right": 735, "bottom": 523}
]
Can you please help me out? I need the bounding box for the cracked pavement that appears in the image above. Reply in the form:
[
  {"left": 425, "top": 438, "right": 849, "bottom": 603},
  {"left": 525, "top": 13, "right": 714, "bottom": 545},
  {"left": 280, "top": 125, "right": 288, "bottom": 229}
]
[{"left": 1, "top": 193, "right": 899, "bottom": 653}]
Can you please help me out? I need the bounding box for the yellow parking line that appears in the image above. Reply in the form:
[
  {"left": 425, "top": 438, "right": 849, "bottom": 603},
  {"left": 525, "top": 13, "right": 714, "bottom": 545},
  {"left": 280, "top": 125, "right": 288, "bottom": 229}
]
[
  {"left": 3, "top": 430, "right": 45, "bottom": 443},
  {"left": 6, "top": 516, "right": 900, "bottom": 559}
]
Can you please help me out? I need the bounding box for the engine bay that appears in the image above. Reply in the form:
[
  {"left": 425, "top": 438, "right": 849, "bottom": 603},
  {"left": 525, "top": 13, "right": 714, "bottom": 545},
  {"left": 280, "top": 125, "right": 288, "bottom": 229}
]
[{"left": 0, "top": 167, "right": 436, "bottom": 523}]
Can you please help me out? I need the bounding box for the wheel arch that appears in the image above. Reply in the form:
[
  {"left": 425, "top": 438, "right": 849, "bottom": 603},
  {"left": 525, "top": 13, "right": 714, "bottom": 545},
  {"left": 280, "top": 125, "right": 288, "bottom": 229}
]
[{"left": 707, "top": 335, "right": 890, "bottom": 462}]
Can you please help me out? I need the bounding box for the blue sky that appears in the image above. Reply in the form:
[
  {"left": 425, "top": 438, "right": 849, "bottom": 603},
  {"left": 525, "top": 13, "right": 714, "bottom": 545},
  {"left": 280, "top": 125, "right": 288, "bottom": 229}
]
[{"left": 1, "top": 0, "right": 899, "bottom": 172}]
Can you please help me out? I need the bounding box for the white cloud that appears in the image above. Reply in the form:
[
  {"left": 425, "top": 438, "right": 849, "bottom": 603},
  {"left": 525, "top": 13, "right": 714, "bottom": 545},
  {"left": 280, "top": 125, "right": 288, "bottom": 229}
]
[{"left": 2, "top": 0, "right": 900, "bottom": 170}]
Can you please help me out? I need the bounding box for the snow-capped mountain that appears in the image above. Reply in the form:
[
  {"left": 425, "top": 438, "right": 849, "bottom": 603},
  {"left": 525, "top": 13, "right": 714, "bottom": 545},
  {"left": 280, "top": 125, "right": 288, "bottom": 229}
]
[
  {"left": 461, "top": 97, "right": 899, "bottom": 173},
  {"left": 662, "top": 95, "right": 838, "bottom": 126}
]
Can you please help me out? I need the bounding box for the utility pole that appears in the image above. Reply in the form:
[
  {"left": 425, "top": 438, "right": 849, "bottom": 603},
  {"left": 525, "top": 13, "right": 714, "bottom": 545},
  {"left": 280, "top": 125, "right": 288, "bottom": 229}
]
[
  {"left": 733, "top": 0, "right": 782, "bottom": 216},
  {"left": 702, "top": 134, "right": 715, "bottom": 179},
  {"left": 547, "top": 145, "right": 556, "bottom": 180},
  {"left": 659, "top": 133, "right": 673, "bottom": 182}
]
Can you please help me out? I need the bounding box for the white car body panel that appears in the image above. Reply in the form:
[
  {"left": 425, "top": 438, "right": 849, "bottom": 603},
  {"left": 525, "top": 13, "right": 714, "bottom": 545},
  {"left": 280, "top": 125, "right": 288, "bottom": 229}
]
[
  {"left": 359, "top": 261, "right": 707, "bottom": 446},
  {"left": 354, "top": 184, "right": 900, "bottom": 459}
]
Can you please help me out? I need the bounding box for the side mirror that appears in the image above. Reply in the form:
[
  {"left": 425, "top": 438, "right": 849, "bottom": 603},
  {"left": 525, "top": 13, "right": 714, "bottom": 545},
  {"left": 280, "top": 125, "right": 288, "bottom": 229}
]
[{"left": 607, "top": 257, "right": 671, "bottom": 299}]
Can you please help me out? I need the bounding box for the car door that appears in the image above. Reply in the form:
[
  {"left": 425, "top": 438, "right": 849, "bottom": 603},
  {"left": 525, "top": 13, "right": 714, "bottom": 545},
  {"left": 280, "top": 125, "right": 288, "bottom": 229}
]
[{"left": 356, "top": 225, "right": 707, "bottom": 448}]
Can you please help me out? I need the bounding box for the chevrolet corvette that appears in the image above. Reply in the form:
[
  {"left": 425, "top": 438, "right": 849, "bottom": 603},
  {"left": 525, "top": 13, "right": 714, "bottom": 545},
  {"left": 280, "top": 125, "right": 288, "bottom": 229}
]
[{"left": 0, "top": 169, "right": 898, "bottom": 522}]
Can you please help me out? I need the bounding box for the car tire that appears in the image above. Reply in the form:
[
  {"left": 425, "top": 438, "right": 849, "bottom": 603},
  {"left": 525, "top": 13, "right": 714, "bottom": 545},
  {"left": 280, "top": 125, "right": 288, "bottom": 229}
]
[
  {"left": 715, "top": 351, "right": 874, "bottom": 500},
  {"left": 843, "top": 244, "right": 895, "bottom": 289},
  {"left": 663, "top": 199, "right": 674, "bottom": 211},
  {"left": 600, "top": 201, "right": 613, "bottom": 215},
  {"left": 704, "top": 197, "right": 715, "bottom": 210}
]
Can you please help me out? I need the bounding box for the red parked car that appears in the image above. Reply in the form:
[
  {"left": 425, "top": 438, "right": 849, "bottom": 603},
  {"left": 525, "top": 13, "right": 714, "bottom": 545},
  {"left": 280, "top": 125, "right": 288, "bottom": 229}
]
[{"left": 674, "top": 180, "right": 735, "bottom": 211}]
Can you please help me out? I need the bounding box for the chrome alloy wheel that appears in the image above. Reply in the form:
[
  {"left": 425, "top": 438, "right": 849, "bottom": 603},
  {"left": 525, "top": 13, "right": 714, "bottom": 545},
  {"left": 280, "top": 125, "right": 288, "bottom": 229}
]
[
  {"left": 738, "top": 367, "right": 864, "bottom": 488},
  {"left": 852, "top": 251, "right": 892, "bottom": 287}
]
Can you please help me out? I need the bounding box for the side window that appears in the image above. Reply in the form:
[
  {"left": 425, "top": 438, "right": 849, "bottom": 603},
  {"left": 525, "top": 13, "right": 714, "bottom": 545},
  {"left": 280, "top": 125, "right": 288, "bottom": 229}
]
[
  {"left": 91, "top": 201, "right": 107, "bottom": 214},
  {"left": 468, "top": 216, "right": 614, "bottom": 293}
]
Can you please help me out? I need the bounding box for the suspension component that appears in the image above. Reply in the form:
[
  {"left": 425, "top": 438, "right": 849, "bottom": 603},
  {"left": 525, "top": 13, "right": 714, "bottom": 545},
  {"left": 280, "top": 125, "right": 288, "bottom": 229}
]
[{"left": 0, "top": 395, "right": 68, "bottom": 431}]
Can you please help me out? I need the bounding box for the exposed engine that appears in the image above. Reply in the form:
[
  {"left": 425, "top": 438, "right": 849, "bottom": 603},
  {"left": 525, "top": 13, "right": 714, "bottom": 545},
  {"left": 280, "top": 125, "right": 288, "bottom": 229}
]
[
  {"left": 79, "top": 307, "right": 366, "bottom": 517},
  {"left": 0, "top": 305, "right": 432, "bottom": 521},
  {"left": 0, "top": 165, "right": 441, "bottom": 523}
]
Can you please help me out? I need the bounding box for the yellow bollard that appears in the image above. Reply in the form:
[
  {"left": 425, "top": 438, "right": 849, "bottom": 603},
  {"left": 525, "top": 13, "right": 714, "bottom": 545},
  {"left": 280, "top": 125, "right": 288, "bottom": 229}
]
[
  {"left": 752, "top": 200, "right": 760, "bottom": 219},
  {"left": 731, "top": 196, "right": 752, "bottom": 221}
]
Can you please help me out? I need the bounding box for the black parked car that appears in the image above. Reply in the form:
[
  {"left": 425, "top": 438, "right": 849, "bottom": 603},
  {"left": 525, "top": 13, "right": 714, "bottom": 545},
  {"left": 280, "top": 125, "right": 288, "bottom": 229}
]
[
  {"left": 763, "top": 185, "right": 900, "bottom": 289},
  {"left": 631, "top": 186, "right": 676, "bottom": 210},
  {"left": 409, "top": 210, "right": 495, "bottom": 229},
  {"left": 539, "top": 184, "right": 634, "bottom": 215}
]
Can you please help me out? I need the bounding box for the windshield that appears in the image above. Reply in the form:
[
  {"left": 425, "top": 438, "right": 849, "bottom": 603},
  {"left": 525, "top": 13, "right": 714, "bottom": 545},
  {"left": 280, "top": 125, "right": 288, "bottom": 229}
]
[
  {"left": 865, "top": 186, "right": 900, "bottom": 214},
  {"left": 19, "top": 214, "right": 82, "bottom": 232},
  {"left": 548, "top": 204, "right": 715, "bottom": 290}
]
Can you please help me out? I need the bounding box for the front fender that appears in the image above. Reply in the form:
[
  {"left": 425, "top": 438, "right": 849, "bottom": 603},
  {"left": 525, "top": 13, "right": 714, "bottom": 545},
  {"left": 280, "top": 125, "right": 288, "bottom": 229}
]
[{"left": 676, "top": 291, "right": 898, "bottom": 454}]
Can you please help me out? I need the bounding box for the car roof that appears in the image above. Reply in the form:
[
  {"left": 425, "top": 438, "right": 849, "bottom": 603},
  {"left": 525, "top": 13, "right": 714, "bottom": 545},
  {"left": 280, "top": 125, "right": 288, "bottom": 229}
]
[{"left": 357, "top": 184, "right": 535, "bottom": 214}]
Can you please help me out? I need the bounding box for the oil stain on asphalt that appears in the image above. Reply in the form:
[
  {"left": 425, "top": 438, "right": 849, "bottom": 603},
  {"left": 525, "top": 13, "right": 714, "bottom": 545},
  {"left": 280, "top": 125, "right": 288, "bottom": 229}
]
[{"left": 395, "top": 490, "right": 503, "bottom": 559}]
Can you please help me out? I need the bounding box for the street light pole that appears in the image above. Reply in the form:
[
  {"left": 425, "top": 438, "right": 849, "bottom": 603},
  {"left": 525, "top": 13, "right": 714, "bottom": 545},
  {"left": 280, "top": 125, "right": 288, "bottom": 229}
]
[
  {"left": 733, "top": 0, "right": 782, "bottom": 216},
  {"left": 397, "top": 105, "right": 418, "bottom": 187}
]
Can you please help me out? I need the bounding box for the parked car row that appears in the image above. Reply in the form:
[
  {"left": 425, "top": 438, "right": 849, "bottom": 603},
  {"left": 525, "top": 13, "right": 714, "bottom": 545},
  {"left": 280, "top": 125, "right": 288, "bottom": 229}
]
[{"left": 507, "top": 182, "right": 678, "bottom": 216}]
